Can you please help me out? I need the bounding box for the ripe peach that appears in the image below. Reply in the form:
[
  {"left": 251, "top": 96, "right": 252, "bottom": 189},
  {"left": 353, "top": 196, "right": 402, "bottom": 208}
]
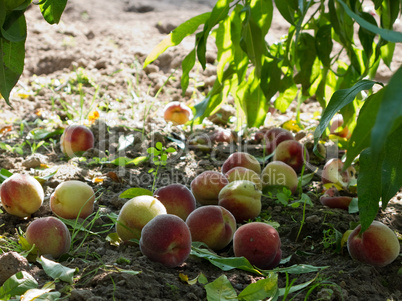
[
  {"left": 330, "top": 114, "right": 350, "bottom": 139},
  {"left": 163, "top": 101, "right": 193, "bottom": 125},
  {"left": 273, "top": 140, "right": 309, "bottom": 173},
  {"left": 186, "top": 205, "right": 236, "bottom": 251},
  {"left": 190, "top": 171, "right": 229, "bottom": 205},
  {"left": 261, "top": 161, "right": 298, "bottom": 194},
  {"left": 25, "top": 216, "right": 71, "bottom": 259},
  {"left": 116, "top": 195, "right": 167, "bottom": 242},
  {"left": 154, "top": 184, "right": 196, "bottom": 220},
  {"left": 233, "top": 222, "right": 282, "bottom": 270},
  {"left": 225, "top": 167, "right": 262, "bottom": 190},
  {"left": 0, "top": 174, "right": 44, "bottom": 218},
  {"left": 140, "top": 214, "right": 192, "bottom": 268},
  {"left": 319, "top": 186, "right": 353, "bottom": 210},
  {"left": 347, "top": 221, "right": 400, "bottom": 267},
  {"left": 322, "top": 158, "right": 356, "bottom": 189},
  {"left": 50, "top": 180, "right": 95, "bottom": 219},
  {"left": 221, "top": 152, "right": 261, "bottom": 175},
  {"left": 211, "top": 129, "right": 236, "bottom": 143},
  {"left": 60, "top": 124, "right": 95, "bottom": 157},
  {"left": 255, "top": 127, "right": 294, "bottom": 154},
  {"left": 218, "top": 180, "right": 262, "bottom": 222}
]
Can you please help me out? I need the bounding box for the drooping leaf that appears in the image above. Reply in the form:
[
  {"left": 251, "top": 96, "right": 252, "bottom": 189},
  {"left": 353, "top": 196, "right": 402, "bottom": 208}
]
[
  {"left": 238, "top": 273, "right": 278, "bottom": 301},
  {"left": 315, "top": 24, "right": 333, "bottom": 68},
  {"left": 180, "top": 48, "right": 196, "bottom": 94},
  {"left": 245, "top": 69, "right": 268, "bottom": 127},
  {"left": 0, "top": 168, "right": 13, "bottom": 183},
  {"left": 1, "top": 10, "right": 27, "bottom": 42},
  {"left": 205, "top": 275, "right": 238, "bottom": 301},
  {"left": 39, "top": 0, "right": 67, "bottom": 24},
  {"left": 274, "top": 0, "right": 297, "bottom": 25},
  {"left": 216, "top": 16, "right": 233, "bottom": 82},
  {"left": 20, "top": 288, "right": 61, "bottom": 300},
  {"left": 0, "top": 271, "right": 38, "bottom": 299},
  {"left": 119, "top": 187, "right": 153, "bottom": 199},
  {"left": 144, "top": 12, "right": 211, "bottom": 67},
  {"left": 337, "top": 0, "right": 402, "bottom": 43},
  {"left": 37, "top": 256, "right": 75, "bottom": 284}
]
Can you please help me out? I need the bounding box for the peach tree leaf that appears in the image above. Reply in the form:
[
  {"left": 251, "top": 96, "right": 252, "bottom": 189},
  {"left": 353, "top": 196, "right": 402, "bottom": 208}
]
[
  {"left": 0, "top": 271, "right": 38, "bottom": 299},
  {"left": 1, "top": 10, "right": 27, "bottom": 42},
  {"left": 204, "top": 275, "right": 238, "bottom": 301},
  {"left": 38, "top": 0, "right": 67, "bottom": 24},
  {"left": 238, "top": 273, "right": 278, "bottom": 301},
  {"left": 37, "top": 256, "right": 75, "bottom": 284},
  {"left": 119, "top": 187, "right": 152, "bottom": 199},
  {"left": 180, "top": 48, "right": 196, "bottom": 94}
]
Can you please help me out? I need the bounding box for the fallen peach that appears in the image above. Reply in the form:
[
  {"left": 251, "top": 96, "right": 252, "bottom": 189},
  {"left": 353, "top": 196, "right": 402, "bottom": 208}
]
[
  {"left": 273, "top": 140, "right": 309, "bottom": 173},
  {"left": 319, "top": 186, "right": 352, "bottom": 210},
  {"left": 140, "top": 214, "right": 192, "bottom": 268},
  {"left": 116, "top": 195, "right": 167, "bottom": 242},
  {"left": 321, "top": 158, "right": 356, "bottom": 189},
  {"left": 186, "top": 205, "right": 236, "bottom": 251},
  {"left": 347, "top": 221, "right": 400, "bottom": 267},
  {"left": 163, "top": 101, "right": 193, "bottom": 125},
  {"left": 25, "top": 216, "right": 71, "bottom": 259},
  {"left": 225, "top": 167, "right": 262, "bottom": 190},
  {"left": 233, "top": 222, "right": 282, "bottom": 270},
  {"left": 190, "top": 171, "right": 229, "bottom": 205},
  {"left": 218, "top": 180, "right": 262, "bottom": 222},
  {"left": 50, "top": 180, "right": 95, "bottom": 219},
  {"left": 255, "top": 127, "right": 294, "bottom": 154},
  {"left": 60, "top": 124, "right": 95, "bottom": 157},
  {"left": 221, "top": 152, "right": 261, "bottom": 175},
  {"left": 154, "top": 183, "right": 196, "bottom": 221},
  {"left": 330, "top": 114, "right": 350, "bottom": 139},
  {"left": 0, "top": 174, "right": 44, "bottom": 218},
  {"left": 261, "top": 161, "right": 298, "bottom": 194}
]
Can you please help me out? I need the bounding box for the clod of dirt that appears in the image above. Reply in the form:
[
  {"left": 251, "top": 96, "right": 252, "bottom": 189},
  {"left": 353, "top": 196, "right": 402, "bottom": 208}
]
[{"left": 0, "top": 251, "right": 32, "bottom": 285}]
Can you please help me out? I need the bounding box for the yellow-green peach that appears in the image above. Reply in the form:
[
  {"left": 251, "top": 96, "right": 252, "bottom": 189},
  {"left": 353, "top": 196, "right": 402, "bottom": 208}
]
[
  {"left": 225, "top": 166, "right": 262, "bottom": 190},
  {"left": 50, "top": 180, "right": 95, "bottom": 219},
  {"left": 116, "top": 195, "right": 167, "bottom": 242},
  {"left": 261, "top": 161, "right": 298, "bottom": 194},
  {"left": 0, "top": 174, "right": 44, "bottom": 218}
]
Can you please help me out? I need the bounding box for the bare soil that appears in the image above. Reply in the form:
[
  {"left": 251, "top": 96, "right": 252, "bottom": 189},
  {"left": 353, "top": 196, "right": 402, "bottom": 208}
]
[{"left": 0, "top": 0, "right": 401, "bottom": 300}]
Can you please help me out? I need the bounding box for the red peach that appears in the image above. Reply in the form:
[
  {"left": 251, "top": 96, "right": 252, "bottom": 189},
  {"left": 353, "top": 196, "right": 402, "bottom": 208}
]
[
  {"left": 221, "top": 152, "right": 261, "bottom": 175},
  {"left": 233, "top": 222, "right": 282, "bottom": 270},
  {"left": 261, "top": 161, "right": 298, "bottom": 194},
  {"left": 116, "top": 195, "right": 167, "bottom": 242},
  {"left": 347, "top": 221, "right": 400, "bottom": 267},
  {"left": 60, "top": 124, "right": 95, "bottom": 157},
  {"left": 319, "top": 186, "right": 353, "bottom": 210},
  {"left": 163, "top": 101, "right": 193, "bottom": 125},
  {"left": 50, "top": 180, "right": 95, "bottom": 219},
  {"left": 255, "top": 128, "right": 294, "bottom": 154},
  {"left": 154, "top": 183, "right": 196, "bottom": 221},
  {"left": 25, "top": 216, "right": 71, "bottom": 259},
  {"left": 0, "top": 174, "right": 44, "bottom": 218},
  {"left": 273, "top": 140, "right": 309, "bottom": 173},
  {"left": 190, "top": 171, "right": 229, "bottom": 205},
  {"left": 225, "top": 167, "right": 262, "bottom": 190},
  {"left": 186, "top": 205, "right": 236, "bottom": 251},
  {"left": 211, "top": 129, "right": 236, "bottom": 143},
  {"left": 140, "top": 214, "right": 192, "bottom": 268},
  {"left": 218, "top": 180, "right": 262, "bottom": 222}
]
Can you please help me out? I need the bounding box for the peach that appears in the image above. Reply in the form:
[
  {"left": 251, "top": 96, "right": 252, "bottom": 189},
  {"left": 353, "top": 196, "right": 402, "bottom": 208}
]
[
  {"left": 347, "top": 221, "right": 400, "bottom": 267},
  {"left": 190, "top": 171, "right": 229, "bottom": 205},
  {"left": 211, "top": 129, "right": 236, "bottom": 143},
  {"left": 25, "top": 216, "right": 71, "bottom": 259},
  {"left": 319, "top": 186, "right": 353, "bottom": 210},
  {"left": 140, "top": 214, "right": 192, "bottom": 268},
  {"left": 255, "top": 127, "right": 294, "bottom": 154},
  {"left": 261, "top": 161, "right": 298, "bottom": 194},
  {"left": 218, "top": 180, "right": 262, "bottom": 222},
  {"left": 185, "top": 205, "right": 236, "bottom": 251},
  {"left": 330, "top": 114, "right": 350, "bottom": 139},
  {"left": 0, "top": 174, "right": 44, "bottom": 218},
  {"left": 273, "top": 140, "right": 309, "bottom": 173},
  {"left": 225, "top": 167, "right": 262, "bottom": 190},
  {"left": 221, "top": 152, "right": 261, "bottom": 175},
  {"left": 154, "top": 183, "right": 196, "bottom": 220},
  {"left": 322, "top": 158, "right": 356, "bottom": 189},
  {"left": 60, "top": 124, "right": 95, "bottom": 157},
  {"left": 116, "top": 195, "right": 167, "bottom": 242},
  {"left": 50, "top": 180, "right": 95, "bottom": 219},
  {"left": 233, "top": 222, "right": 282, "bottom": 270},
  {"left": 163, "top": 101, "right": 193, "bottom": 125}
]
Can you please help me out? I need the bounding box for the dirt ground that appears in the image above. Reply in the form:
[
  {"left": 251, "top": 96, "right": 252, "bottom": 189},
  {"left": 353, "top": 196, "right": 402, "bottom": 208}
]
[{"left": 0, "top": 0, "right": 401, "bottom": 300}]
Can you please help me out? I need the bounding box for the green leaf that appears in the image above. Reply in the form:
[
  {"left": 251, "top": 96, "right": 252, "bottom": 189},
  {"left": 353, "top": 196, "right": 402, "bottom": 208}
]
[
  {"left": 180, "top": 48, "right": 196, "bottom": 94},
  {"left": 0, "top": 35, "right": 26, "bottom": 105},
  {"left": 37, "top": 256, "right": 75, "bottom": 284},
  {"left": 119, "top": 187, "right": 153, "bottom": 199},
  {"left": 315, "top": 24, "right": 333, "bottom": 68},
  {"left": 370, "top": 66, "right": 402, "bottom": 156},
  {"left": 216, "top": 16, "right": 233, "bottom": 83},
  {"left": 205, "top": 275, "right": 238, "bottom": 301},
  {"left": 39, "top": 0, "right": 67, "bottom": 24},
  {"left": 357, "top": 148, "right": 382, "bottom": 233},
  {"left": 313, "top": 80, "right": 378, "bottom": 149},
  {"left": 238, "top": 273, "right": 278, "bottom": 301},
  {"left": 0, "top": 168, "right": 13, "bottom": 183},
  {"left": 155, "top": 141, "right": 163, "bottom": 151},
  {"left": 0, "top": 271, "right": 38, "bottom": 299},
  {"left": 1, "top": 10, "right": 27, "bottom": 42},
  {"left": 29, "top": 128, "right": 64, "bottom": 140},
  {"left": 278, "top": 275, "right": 318, "bottom": 297},
  {"left": 337, "top": 0, "right": 402, "bottom": 43},
  {"left": 380, "top": 123, "right": 402, "bottom": 208},
  {"left": 344, "top": 89, "right": 383, "bottom": 167},
  {"left": 274, "top": 264, "right": 328, "bottom": 274},
  {"left": 245, "top": 70, "right": 268, "bottom": 127},
  {"left": 21, "top": 289, "right": 61, "bottom": 300},
  {"left": 274, "top": 0, "right": 297, "bottom": 25},
  {"left": 144, "top": 12, "right": 211, "bottom": 67},
  {"left": 249, "top": 0, "right": 273, "bottom": 36}
]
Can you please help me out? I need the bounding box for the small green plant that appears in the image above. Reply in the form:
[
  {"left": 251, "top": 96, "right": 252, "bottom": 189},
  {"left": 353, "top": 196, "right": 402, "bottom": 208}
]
[{"left": 147, "top": 142, "right": 176, "bottom": 192}]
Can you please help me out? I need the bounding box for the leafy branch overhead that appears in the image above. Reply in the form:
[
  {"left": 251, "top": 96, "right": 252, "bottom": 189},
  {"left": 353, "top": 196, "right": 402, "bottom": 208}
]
[{"left": 0, "top": 0, "right": 67, "bottom": 105}]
